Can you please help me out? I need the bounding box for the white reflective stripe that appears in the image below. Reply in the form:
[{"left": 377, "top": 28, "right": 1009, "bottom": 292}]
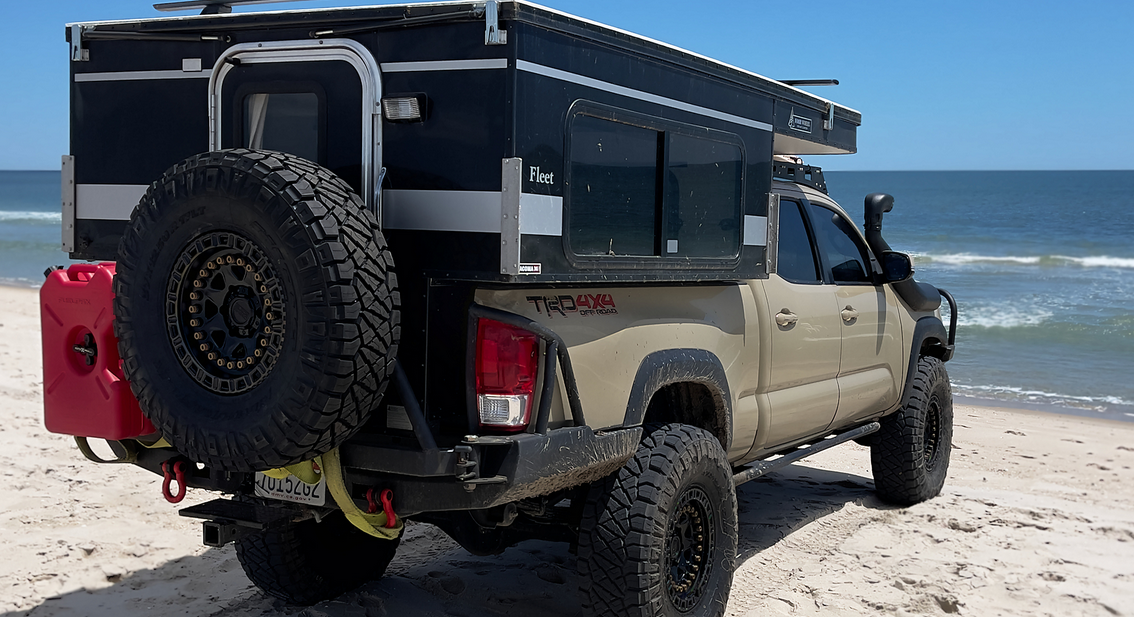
[
  {"left": 517, "top": 60, "right": 773, "bottom": 133},
  {"left": 744, "top": 215, "right": 768, "bottom": 246},
  {"left": 76, "top": 184, "right": 148, "bottom": 220},
  {"left": 75, "top": 69, "right": 213, "bottom": 83},
  {"left": 383, "top": 189, "right": 502, "bottom": 233},
  {"left": 519, "top": 194, "right": 562, "bottom": 236},
  {"left": 382, "top": 190, "right": 564, "bottom": 236},
  {"left": 379, "top": 59, "right": 509, "bottom": 73}
]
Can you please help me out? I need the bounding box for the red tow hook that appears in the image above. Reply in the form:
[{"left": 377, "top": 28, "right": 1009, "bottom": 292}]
[
  {"left": 366, "top": 487, "right": 398, "bottom": 528},
  {"left": 161, "top": 459, "right": 188, "bottom": 503}
]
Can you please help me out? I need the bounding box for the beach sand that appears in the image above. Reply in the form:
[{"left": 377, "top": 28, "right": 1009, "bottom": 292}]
[{"left": 2, "top": 284, "right": 1132, "bottom": 616}]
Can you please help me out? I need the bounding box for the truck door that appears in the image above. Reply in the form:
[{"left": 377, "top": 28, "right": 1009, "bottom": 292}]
[
  {"left": 758, "top": 197, "right": 841, "bottom": 447},
  {"left": 805, "top": 200, "right": 904, "bottom": 424},
  {"left": 210, "top": 40, "right": 381, "bottom": 209}
]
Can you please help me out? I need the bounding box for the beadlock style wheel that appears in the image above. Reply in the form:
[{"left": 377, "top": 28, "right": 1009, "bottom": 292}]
[
  {"left": 666, "top": 486, "right": 717, "bottom": 612},
  {"left": 168, "top": 231, "right": 285, "bottom": 395},
  {"left": 115, "top": 149, "right": 400, "bottom": 471},
  {"left": 870, "top": 356, "right": 953, "bottom": 505},
  {"left": 578, "top": 424, "right": 737, "bottom": 617}
]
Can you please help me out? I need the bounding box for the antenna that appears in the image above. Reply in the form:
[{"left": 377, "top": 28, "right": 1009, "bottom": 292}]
[
  {"left": 154, "top": 0, "right": 308, "bottom": 15},
  {"left": 778, "top": 79, "right": 840, "bottom": 87}
]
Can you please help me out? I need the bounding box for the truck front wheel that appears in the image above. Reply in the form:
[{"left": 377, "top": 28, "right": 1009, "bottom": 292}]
[
  {"left": 871, "top": 356, "right": 953, "bottom": 505},
  {"left": 577, "top": 424, "right": 737, "bottom": 617}
]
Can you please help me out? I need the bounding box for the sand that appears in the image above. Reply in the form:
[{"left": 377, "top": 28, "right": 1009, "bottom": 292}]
[{"left": 2, "top": 283, "right": 1132, "bottom": 616}]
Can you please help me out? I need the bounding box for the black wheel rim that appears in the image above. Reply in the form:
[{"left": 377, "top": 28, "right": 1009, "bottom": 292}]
[
  {"left": 666, "top": 486, "right": 716, "bottom": 612},
  {"left": 166, "top": 231, "right": 286, "bottom": 395},
  {"left": 924, "top": 397, "right": 941, "bottom": 471}
]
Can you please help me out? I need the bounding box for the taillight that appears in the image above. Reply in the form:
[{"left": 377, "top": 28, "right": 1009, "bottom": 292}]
[{"left": 475, "top": 318, "right": 539, "bottom": 432}]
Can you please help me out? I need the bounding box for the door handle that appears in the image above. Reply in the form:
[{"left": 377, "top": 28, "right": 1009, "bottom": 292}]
[
  {"left": 841, "top": 306, "right": 859, "bottom": 323},
  {"left": 775, "top": 309, "right": 798, "bottom": 327}
]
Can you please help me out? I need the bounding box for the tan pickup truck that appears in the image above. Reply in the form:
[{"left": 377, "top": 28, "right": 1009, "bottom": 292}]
[{"left": 45, "top": 2, "right": 956, "bottom": 615}]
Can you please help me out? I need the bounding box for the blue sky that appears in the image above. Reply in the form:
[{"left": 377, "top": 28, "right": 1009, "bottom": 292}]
[{"left": 1, "top": 0, "right": 1132, "bottom": 171}]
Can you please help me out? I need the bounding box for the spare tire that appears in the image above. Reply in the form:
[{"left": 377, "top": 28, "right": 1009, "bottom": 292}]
[{"left": 114, "top": 149, "right": 399, "bottom": 471}]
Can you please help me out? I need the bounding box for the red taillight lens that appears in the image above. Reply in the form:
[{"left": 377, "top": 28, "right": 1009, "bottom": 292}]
[{"left": 475, "top": 318, "right": 539, "bottom": 431}]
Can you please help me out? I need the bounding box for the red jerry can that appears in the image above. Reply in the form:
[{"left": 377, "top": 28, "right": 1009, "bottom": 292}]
[{"left": 40, "top": 263, "right": 155, "bottom": 440}]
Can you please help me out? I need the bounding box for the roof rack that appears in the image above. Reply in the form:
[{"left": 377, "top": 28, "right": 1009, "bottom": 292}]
[
  {"left": 154, "top": 0, "right": 305, "bottom": 15},
  {"left": 773, "top": 161, "right": 828, "bottom": 194}
]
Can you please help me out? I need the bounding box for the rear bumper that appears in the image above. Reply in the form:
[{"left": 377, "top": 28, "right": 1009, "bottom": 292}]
[
  {"left": 137, "top": 425, "right": 641, "bottom": 518},
  {"left": 339, "top": 426, "right": 642, "bottom": 516}
]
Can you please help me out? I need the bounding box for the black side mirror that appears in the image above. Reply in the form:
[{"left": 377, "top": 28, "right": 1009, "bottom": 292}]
[{"left": 880, "top": 251, "right": 913, "bottom": 283}]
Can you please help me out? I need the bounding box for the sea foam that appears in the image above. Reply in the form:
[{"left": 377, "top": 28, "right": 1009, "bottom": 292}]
[
  {"left": 957, "top": 305, "right": 1052, "bottom": 329},
  {"left": 955, "top": 384, "right": 1134, "bottom": 410},
  {"left": 0, "top": 211, "right": 62, "bottom": 223},
  {"left": 920, "top": 253, "right": 1134, "bottom": 269}
]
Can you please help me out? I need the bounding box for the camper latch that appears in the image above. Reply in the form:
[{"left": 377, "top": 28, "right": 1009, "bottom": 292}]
[
  {"left": 824, "top": 103, "right": 834, "bottom": 131},
  {"left": 484, "top": 1, "right": 507, "bottom": 45},
  {"left": 70, "top": 24, "right": 89, "bottom": 62}
]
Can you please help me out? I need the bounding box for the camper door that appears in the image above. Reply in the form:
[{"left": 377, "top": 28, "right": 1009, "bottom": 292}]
[{"left": 210, "top": 40, "right": 382, "bottom": 212}]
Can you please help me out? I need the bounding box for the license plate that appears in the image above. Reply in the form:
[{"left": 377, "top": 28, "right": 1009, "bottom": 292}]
[{"left": 254, "top": 472, "right": 327, "bottom": 506}]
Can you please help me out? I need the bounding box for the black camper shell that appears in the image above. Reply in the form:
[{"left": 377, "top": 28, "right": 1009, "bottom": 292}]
[
  {"left": 65, "top": 0, "right": 859, "bottom": 276},
  {"left": 63, "top": 0, "right": 862, "bottom": 512}
]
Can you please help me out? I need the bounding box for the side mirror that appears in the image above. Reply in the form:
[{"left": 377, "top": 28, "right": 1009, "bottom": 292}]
[{"left": 880, "top": 251, "right": 913, "bottom": 283}]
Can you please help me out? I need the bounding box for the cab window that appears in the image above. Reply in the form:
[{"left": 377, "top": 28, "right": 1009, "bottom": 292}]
[
  {"left": 808, "top": 203, "right": 872, "bottom": 283},
  {"left": 776, "top": 199, "right": 820, "bottom": 283}
]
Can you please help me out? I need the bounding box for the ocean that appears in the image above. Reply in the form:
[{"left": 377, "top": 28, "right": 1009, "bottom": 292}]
[
  {"left": 826, "top": 170, "right": 1134, "bottom": 422},
  {"left": 2, "top": 169, "right": 1132, "bottom": 421}
]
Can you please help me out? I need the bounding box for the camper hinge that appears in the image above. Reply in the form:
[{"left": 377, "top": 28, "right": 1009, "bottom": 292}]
[
  {"left": 765, "top": 193, "right": 780, "bottom": 276},
  {"left": 61, "top": 156, "right": 76, "bottom": 253},
  {"left": 70, "top": 24, "right": 89, "bottom": 62},
  {"left": 500, "top": 158, "right": 522, "bottom": 275},
  {"left": 484, "top": 1, "right": 507, "bottom": 45}
]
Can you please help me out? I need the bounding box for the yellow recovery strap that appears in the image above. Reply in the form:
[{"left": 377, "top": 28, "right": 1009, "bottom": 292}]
[{"left": 263, "top": 448, "right": 402, "bottom": 541}]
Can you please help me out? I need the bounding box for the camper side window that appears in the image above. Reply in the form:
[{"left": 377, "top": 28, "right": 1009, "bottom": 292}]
[
  {"left": 567, "top": 108, "right": 744, "bottom": 261},
  {"left": 568, "top": 114, "right": 660, "bottom": 256},
  {"left": 243, "top": 92, "right": 321, "bottom": 163},
  {"left": 667, "top": 134, "right": 743, "bottom": 258}
]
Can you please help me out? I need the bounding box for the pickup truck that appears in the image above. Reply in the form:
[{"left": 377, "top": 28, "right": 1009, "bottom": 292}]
[{"left": 44, "top": 2, "right": 956, "bottom": 614}]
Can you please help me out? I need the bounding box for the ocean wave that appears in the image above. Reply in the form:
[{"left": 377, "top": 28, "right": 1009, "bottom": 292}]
[
  {"left": 957, "top": 305, "right": 1051, "bottom": 329},
  {"left": 1053, "top": 255, "right": 1134, "bottom": 269},
  {"left": 0, "top": 276, "right": 43, "bottom": 289},
  {"left": 954, "top": 384, "right": 1134, "bottom": 410},
  {"left": 918, "top": 253, "right": 1134, "bottom": 269},
  {"left": 0, "top": 210, "right": 62, "bottom": 223}
]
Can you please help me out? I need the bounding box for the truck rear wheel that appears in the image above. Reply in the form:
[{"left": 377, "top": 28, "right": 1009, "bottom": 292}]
[
  {"left": 577, "top": 424, "right": 737, "bottom": 617},
  {"left": 235, "top": 511, "right": 399, "bottom": 605},
  {"left": 114, "top": 149, "right": 399, "bottom": 471},
  {"left": 871, "top": 356, "right": 953, "bottom": 505}
]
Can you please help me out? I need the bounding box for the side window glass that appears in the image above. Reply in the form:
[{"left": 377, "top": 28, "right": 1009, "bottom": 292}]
[
  {"left": 808, "top": 203, "right": 872, "bottom": 283},
  {"left": 666, "top": 134, "right": 742, "bottom": 257},
  {"left": 567, "top": 107, "right": 745, "bottom": 260},
  {"left": 776, "top": 199, "right": 820, "bottom": 283},
  {"left": 244, "top": 92, "right": 320, "bottom": 163},
  {"left": 569, "top": 114, "right": 660, "bottom": 256}
]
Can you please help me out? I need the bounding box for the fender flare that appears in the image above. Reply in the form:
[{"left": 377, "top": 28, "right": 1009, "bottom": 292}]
[
  {"left": 622, "top": 349, "right": 732, "bottom": 451},
  {"left": 901, "top": 317, "right": 950, "bottom": 408}
]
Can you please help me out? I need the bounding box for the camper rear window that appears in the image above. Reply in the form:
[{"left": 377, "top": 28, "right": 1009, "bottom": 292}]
[
  {"left": 243, "top": 92, "right": 320, "bottom": 163},
  {"left": 567, "top": 109, "right": 743, "bottom": 261}
]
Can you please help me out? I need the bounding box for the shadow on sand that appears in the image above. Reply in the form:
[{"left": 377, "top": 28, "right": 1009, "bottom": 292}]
[{"left": 5, "top": 464, "right": 888, "bottom": 617}]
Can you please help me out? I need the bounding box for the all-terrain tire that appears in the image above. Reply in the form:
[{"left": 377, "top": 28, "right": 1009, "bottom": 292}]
[
  {"left": 235, "top": 511, "right": 400, "bottom": 605},
  {"left": 871, "top": 356, "right": 953, "bottom": 505},
  {"left": 114, "top": 149, "right": 399, "bottom": 471},
  {"left": 577, "top": 424, "right": 738, "bottom": 617}
]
